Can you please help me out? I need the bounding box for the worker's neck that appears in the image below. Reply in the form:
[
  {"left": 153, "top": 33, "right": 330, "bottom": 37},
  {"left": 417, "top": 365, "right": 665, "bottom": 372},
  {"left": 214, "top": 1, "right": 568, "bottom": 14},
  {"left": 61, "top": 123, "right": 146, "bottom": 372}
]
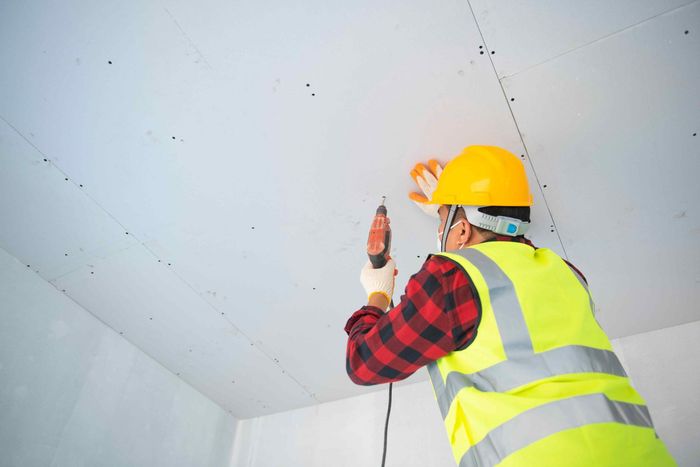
[{"left": 465, "top": 230, "right": 494, "bottom": 247}]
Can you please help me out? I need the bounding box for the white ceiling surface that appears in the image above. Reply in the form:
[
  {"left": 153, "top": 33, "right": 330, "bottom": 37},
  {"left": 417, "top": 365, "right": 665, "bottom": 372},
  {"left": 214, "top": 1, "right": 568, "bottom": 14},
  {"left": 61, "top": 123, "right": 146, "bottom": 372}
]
[
  {"left": 469, "top": 0, "right": 695, "bottom": 78},
  {"left": 497, "top": 1, "right": 700, "bottom": 338},
  {"left": 0, "top": 0, "right": 697, "bottom": 418}
]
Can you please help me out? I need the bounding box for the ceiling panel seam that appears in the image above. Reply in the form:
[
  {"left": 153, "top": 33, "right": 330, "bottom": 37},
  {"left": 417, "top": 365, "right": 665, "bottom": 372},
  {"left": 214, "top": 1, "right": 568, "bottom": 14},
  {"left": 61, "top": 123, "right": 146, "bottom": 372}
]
[
  {"left": 619, "top": 317, "right": 700, "bottom": 341},
  {"left": 44, "top": 243, "right": 141, "bottom": 282},
  {"left": 496, "top": 0, "right": 699, "bottom": 80},
  {"left": 0, "top": 114, "right": 139, "bottom": 248},
  {"left": 464, "top": 1, "right": 569, "bottom": 260},
  {"left": 163, "top": 7, "right": 213, "bottom": 70},
  {"left": 1, "top": 114, "right": 50, "bottom": 159},
  {"left": 137, "top": 242, "right": 320, "bottom": 402},
  {"left": 1, "top": 114, "right": 317, "bottom": 403},
  {"left": 611, "top": 317, "right": 700, "bottom": 343}
]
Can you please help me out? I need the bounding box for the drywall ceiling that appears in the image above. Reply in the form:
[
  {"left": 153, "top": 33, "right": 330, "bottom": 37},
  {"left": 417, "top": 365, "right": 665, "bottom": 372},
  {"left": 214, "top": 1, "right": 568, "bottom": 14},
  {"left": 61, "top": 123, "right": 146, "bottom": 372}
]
[{"left": 1, "top": 0, "right": 698, "bottom": 418}]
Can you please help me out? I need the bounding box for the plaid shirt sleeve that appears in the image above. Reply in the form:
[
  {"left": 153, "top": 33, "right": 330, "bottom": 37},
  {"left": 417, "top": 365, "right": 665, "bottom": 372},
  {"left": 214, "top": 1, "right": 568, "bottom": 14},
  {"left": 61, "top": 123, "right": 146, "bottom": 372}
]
[
  {"left": 345, "top": 236, "right": 587, "bottom": 386},
  {"left": 344, "top": 255, "right": 481, "bottom": 386}
]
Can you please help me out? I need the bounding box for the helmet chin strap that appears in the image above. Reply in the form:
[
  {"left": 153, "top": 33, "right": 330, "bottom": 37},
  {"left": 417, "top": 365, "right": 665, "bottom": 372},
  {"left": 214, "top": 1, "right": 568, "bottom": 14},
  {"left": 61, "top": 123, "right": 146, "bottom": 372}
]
[{"left": 441, "top": 204, "right": 458, "bottom": 253}]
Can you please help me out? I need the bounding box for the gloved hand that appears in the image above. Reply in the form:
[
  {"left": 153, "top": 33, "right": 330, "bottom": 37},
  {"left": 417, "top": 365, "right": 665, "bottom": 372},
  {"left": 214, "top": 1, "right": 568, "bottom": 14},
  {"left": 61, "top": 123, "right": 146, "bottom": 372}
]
[
  {"left": 360, "top": 258, "right": 397, "bottom": 305},
  {"left": 409, "top": 160, "right": 443, "bottom": 218}
]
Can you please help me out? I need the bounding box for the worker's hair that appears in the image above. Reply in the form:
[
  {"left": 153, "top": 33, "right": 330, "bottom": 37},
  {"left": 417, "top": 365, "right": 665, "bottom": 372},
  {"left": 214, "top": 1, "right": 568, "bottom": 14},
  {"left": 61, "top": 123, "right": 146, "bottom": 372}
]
[{"left": 455, "top": 206, "right": 531, "bottom": 239}]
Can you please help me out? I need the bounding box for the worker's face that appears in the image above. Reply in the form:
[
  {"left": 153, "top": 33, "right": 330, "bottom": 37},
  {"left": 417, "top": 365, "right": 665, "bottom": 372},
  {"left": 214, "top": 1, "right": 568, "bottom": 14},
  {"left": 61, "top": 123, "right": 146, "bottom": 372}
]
[{"left": 437, "top": 206, "right": 471, "bottom": 251}]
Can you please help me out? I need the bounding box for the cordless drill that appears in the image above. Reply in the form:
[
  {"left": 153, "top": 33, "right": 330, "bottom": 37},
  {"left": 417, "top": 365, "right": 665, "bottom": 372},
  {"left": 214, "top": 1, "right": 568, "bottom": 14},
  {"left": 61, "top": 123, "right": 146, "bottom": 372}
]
[{"left": 367, "top": 197, "right": 392, "bottom": 269}]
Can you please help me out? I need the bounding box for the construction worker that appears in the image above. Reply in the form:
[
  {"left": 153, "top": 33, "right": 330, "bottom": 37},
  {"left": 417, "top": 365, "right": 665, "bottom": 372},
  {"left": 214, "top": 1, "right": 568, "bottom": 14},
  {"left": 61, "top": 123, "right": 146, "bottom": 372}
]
[{"left": 345, "top": 146, "right": 675, "bottom": 466}]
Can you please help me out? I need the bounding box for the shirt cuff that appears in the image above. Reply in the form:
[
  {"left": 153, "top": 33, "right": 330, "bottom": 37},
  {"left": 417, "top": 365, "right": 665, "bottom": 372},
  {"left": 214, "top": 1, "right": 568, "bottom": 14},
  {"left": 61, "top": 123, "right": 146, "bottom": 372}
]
[{"left": 344, "top": 305, "right": 384, "bottom": 335}]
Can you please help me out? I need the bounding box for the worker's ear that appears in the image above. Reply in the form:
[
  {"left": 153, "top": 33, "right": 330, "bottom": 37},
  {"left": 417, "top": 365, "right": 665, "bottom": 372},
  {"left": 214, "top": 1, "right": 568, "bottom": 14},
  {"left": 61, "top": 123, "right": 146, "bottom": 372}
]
[
  {"left": 457, "top": 217, "right": 471, "bottom": 245},
  {"left": 464, "top": 219, "right": 473, "bottom": 243}
]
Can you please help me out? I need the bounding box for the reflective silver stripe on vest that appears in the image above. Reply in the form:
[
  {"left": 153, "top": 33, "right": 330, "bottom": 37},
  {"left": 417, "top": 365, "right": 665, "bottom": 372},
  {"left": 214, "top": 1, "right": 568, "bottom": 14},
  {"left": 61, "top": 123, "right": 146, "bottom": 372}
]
[
  {"left": 429, "top": 250, "right": 628, "bottom": 420},
  {"left": 429, "top": 345, "right": 628, "bottom": 419},
  {"left": 566, "top": 263, "right": 598, "bottom": 316},
  {"left": 451, "top": 249, "right": 533, "bottom": 358},
  {"left": 459, "top": 393, "right": 653, "bottom": 467},
  {"left": 427, "top": 362, "right": 451, "bottom": 418}
]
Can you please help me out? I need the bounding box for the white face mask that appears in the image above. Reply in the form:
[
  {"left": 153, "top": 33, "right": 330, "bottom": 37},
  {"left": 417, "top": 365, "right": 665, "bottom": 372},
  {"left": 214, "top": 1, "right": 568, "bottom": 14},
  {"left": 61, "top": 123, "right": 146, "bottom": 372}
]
[{"left": 437, "top": 220, "right": 464, "bottom": 252}]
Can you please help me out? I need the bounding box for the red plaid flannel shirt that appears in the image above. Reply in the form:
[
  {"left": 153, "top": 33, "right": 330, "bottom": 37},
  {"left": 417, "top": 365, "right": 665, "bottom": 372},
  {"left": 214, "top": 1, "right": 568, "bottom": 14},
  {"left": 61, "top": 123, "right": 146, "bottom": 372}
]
[{"left": 345, "top": 237, "right": 586, "bottom": 385}]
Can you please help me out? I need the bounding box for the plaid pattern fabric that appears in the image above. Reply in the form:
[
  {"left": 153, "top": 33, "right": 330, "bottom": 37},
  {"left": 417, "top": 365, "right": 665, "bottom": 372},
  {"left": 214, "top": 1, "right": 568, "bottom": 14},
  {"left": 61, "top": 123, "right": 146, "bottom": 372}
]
[{"left": 345, "top": 236, "right": 587, "bottom": 385}]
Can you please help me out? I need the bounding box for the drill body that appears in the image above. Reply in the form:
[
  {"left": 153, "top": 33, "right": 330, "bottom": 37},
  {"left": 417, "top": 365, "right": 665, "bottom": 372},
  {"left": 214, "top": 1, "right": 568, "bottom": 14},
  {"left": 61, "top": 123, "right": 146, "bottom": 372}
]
[{"left": 367, "top": 201, "right": 392, "bottom": 269}]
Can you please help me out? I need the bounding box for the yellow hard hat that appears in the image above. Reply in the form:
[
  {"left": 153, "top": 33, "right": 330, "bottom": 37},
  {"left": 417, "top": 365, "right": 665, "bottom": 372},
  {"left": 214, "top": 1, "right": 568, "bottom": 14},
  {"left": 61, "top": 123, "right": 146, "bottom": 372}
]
[{"left": 429, "top": 145, "right": 533, "bottom": 206}]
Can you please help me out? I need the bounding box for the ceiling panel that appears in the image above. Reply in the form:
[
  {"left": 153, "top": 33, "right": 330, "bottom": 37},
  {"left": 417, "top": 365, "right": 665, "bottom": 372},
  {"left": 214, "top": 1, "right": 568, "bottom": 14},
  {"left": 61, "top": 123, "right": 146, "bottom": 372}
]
[
  {"left": 0, "top": 122, "right": 137, "bottom": 281},
  {"left": 50, "top": 243, "right": 312, "bottom": 418},
  {"left": 501, "top": 2, "right": 700, "bottom": 338},
  {"left": 0, "top": 0, "right": 214, "bottom": 244},
  {"left": 469, "top": 0, "right": 692, "bottom": 78}
]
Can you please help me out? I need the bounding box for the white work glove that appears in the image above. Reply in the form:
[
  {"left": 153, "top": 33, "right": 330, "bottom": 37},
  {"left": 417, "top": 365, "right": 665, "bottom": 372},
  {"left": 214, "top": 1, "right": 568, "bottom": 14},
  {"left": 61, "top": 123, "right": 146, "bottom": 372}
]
[
  {"left": 360, "top": 259, "right": 397, "bottom": 305},
  {"left": 409, "top": 160, "right": 443, "bottom": 218}
]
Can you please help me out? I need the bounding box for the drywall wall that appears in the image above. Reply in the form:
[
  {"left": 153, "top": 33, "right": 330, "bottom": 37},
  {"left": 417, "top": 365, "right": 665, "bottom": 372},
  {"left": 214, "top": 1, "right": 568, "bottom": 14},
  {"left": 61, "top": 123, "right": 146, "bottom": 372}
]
[
  {"left": 0, "top": 246, "right": 237, "bottom": 467},
  {"left": 231, "top": 379, "right": 453, "bottom": 467},
  {"left": 230, "top": 319, "right": 700, "bottom": 467},
  {"left": 612, "top": 320, "right": 700, "bottom": 467}
]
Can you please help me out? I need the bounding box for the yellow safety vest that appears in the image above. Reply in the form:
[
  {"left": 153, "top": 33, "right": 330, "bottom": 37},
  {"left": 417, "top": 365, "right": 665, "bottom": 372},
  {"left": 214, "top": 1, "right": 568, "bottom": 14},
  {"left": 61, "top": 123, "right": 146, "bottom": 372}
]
[{"left": 428, "top": 242, "right": 675, "bottom": 467}]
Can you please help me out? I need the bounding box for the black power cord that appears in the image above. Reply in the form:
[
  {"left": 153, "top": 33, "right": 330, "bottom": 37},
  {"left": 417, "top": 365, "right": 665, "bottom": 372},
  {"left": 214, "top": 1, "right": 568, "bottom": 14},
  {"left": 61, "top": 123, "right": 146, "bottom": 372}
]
[
  {"left": 381, "top": 382, "right": 393, "bottom": 466},
  {"left": 380, "top": 299, "right": 395, "bottom": 467}
]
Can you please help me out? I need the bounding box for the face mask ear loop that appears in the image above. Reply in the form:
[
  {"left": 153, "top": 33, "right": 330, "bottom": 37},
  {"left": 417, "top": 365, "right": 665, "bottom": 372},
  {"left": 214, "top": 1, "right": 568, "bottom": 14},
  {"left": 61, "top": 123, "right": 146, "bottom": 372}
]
[
  {"left": 455, "top": 218, "right": 467, "bottom": 250},
  {"left": 441, "top": 205, "right": 458, "bottom": 253}
]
